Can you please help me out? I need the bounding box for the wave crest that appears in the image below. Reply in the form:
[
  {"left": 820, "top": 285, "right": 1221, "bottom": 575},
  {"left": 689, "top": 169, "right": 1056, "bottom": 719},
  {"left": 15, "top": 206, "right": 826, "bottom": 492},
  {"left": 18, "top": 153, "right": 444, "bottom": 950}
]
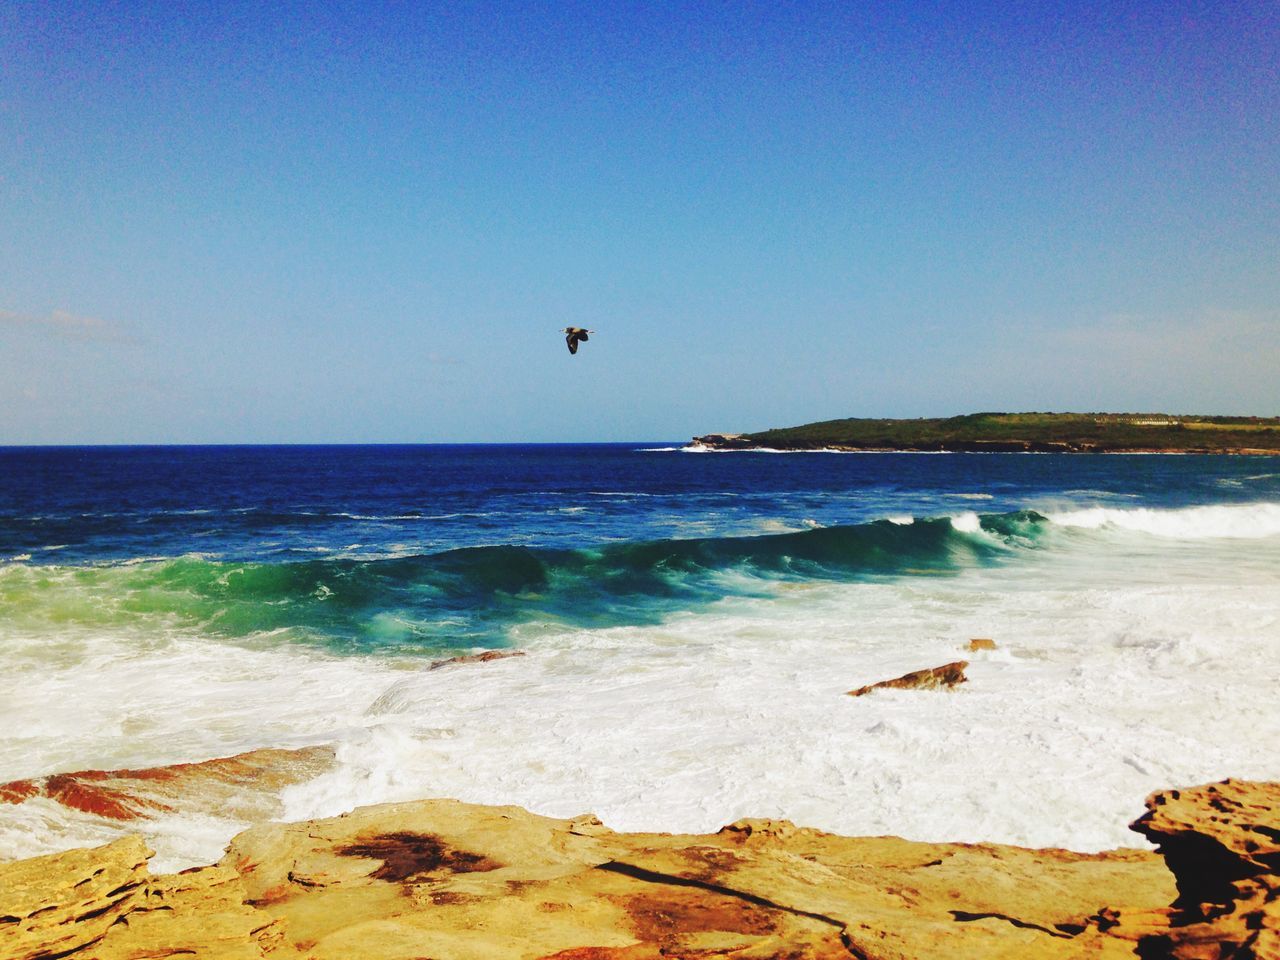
[
  {"left": 0, "top": 513, "right": 1042, "bottom": 651},
  {"left": 1047, "top": 501, "right": 1280, "bottom": 539}
]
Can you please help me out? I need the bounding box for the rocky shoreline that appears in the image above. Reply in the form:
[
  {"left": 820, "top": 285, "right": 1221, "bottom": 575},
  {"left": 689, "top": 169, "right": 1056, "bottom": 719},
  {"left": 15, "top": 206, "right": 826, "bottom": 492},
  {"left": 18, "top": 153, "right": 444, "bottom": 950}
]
[
  {"left": 2, "top": 776, "right": 1278, "bottom": 959},
  {"left": 687, "top": 412, "right": 1280, "bottom": 455},
  {"left": 688, "top": 433, "right": 1280, "bottom": 455}
]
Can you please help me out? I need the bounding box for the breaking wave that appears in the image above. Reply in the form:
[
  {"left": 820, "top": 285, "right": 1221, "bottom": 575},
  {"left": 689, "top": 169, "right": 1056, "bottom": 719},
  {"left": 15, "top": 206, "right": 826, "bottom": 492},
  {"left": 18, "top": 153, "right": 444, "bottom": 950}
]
[
  {"left": 3, "top": 502, "right": 1276, "bottom": 653},
  {"left": 0, "top": 511, "right": 1046, "bottom": 652},
  {"left": 1047, "top": 501, "right": 1280, "bottom": 539}
]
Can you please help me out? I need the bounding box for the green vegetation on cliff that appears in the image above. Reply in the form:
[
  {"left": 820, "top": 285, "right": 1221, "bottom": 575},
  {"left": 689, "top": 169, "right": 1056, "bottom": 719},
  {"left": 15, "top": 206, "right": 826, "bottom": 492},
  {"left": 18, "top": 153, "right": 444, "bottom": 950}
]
[{"left": 694, "top": 412, "right": 1280, "bottom": 453}]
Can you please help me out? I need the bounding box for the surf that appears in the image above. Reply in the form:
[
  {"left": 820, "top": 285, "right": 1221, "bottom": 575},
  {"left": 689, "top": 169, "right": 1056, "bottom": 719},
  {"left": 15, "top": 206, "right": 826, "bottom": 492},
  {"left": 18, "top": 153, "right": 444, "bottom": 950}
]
[{"left": 0, "top": 511, "right": 1057, "bottom": 652}]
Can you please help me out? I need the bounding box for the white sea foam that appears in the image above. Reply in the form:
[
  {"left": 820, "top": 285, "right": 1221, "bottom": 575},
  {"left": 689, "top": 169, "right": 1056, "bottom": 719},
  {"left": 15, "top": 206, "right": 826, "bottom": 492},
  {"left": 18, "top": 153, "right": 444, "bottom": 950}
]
[
  {"left": 745, "top": 518, "right": 808, "bottom": 535},
  {"left": 1049, "top": 501, "right": 1280, "bottom": 539},
  {"left": 2, "top": 510, "right": 1279, "bottom": 872}
]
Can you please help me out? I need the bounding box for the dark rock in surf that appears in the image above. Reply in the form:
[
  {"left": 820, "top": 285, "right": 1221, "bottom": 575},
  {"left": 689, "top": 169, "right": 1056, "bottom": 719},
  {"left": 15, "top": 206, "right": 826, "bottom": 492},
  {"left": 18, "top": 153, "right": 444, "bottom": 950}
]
[
  {"left": 847, "top": 661, "right": 969, "bottom": 697},
  {"left": 429, "top": 649, "right": 526, "bottom": 670}
]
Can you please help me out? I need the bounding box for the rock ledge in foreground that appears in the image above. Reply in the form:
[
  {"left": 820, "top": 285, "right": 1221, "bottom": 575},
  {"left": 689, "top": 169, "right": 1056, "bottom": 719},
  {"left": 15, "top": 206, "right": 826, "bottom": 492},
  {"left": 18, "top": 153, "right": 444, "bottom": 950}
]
[
  {"left": 1130, "top": 778, "right": 1280, "bottom": 958},
  {"left": 3, "top": 779, "right": 1280, "bottom": 959}
]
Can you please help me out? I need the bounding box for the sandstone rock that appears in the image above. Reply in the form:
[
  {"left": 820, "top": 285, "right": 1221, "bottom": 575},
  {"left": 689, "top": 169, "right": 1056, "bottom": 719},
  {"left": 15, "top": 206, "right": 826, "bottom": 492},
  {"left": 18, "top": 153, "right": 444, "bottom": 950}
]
[
  {"left": 0, "top": 835, "right": 289, "bottom": 960},
  {"left": 0, "top": 792, "right": 1177, "bottom": 960},
  {"left": 967, "top": 638, "right": 997, "bottom": 651},
  {"left": 0, "top": 745, "right": 335, "bottom": 823},
  {"left": 11, "top": 778, "right": 1280, "bottom": 959},
  {"left": 429, "top": 649, "right": 527, "bottom": 670},
  {"left": 1131, "top": 779, "right": 1280, "bottom": 958},
  {"left": 848, "top": 660, "right": 969, "bottom": 697}
]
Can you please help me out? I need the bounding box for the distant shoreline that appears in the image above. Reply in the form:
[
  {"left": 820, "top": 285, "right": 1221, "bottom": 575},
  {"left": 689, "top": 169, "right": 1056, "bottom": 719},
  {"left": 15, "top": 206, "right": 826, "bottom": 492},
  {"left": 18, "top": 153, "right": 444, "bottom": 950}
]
[
  {"left": 684, "top": 440, "right": 1280, "bottom": 455},
  {"left": 688, "top": 411, "right": 1280, "bottom": 455}
]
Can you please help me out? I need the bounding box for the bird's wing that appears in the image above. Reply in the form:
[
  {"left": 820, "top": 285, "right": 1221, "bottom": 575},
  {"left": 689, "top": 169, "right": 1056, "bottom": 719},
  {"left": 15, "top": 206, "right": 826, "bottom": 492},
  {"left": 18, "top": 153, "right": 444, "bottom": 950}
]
[
  {"left": 566, "top": 334, "right": 578, "bottom": 354},
  {"left": 578, "top": 331, "right": 589, "bottom": 342}
]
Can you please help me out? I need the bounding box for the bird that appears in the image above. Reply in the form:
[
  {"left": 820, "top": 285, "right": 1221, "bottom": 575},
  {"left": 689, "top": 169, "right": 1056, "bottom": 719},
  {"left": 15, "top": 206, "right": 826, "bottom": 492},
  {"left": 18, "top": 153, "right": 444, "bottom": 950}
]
[{"left": 563, "top": 327, "right": 593, "bottom": 355}]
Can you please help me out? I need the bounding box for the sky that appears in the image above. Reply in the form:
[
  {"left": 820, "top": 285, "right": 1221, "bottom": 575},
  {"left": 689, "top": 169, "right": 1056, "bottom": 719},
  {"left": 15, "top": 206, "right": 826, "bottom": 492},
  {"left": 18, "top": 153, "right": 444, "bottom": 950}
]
[{"left": 2, "top": 0, "right": 1277, "bottom": 442}]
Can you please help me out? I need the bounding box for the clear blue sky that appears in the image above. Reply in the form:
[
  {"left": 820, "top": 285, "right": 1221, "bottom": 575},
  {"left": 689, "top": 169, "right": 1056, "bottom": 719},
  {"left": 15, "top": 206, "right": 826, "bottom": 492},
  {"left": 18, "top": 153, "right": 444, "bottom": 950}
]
[{"left": 2, "top": 1, "right": 1277, "bottom": 442}]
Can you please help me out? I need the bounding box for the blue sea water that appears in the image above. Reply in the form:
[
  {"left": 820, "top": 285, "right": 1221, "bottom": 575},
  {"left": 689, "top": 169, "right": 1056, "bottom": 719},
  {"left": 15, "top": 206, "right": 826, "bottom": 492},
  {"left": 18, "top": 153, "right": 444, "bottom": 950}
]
[
  {"left": 3, "top": 445, "right": 1280, "bottom": 868},
  {"left": 2, "top": 444, "right": 1279, "bottom": 653}
]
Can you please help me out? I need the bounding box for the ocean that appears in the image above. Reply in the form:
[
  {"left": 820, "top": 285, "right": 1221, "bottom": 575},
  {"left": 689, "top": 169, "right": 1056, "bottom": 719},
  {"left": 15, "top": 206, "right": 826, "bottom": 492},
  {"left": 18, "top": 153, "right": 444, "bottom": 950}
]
[{"left": 2, "top": 444, "right": 1279, "bottom": 870}]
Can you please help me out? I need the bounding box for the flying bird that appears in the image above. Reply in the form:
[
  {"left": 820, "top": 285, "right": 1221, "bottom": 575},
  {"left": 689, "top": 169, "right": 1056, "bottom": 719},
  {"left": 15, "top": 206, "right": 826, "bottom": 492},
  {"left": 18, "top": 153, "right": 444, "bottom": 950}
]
[{"left": 563, "top": 327, "right": 593, "bottom": 355}]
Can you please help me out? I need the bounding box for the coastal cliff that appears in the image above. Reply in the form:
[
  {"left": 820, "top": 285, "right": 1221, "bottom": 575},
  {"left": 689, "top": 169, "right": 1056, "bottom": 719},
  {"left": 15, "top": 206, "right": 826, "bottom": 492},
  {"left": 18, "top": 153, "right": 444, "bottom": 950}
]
[
  {"left": 689, "top": 412, "right": 1280, "bottom": 454},
  {"left": 4, "top": 779, "right": 1279, "bottom": 959}
]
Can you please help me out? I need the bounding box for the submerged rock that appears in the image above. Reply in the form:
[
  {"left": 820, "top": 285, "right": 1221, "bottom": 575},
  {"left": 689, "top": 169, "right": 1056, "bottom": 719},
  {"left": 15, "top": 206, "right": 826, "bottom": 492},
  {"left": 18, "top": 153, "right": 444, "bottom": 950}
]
[
  {"left": 847, "top": 660, "right": 969, "bottom": 696},
  {"left": 0, "top": 746, "right": 335, "bottom": 823},
  {"left": 429, "top": 649, "right": 527, "bottom": 670},
  {"left": 967, "top": 638, "right": 997, "bottom": 651}
]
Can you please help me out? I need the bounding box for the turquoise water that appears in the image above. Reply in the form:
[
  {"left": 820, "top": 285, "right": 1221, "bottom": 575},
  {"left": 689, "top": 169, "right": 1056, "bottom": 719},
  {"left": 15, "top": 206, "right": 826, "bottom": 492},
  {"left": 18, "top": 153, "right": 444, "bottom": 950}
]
[
  {"left": 0, "top": 511, "right": 1048, "bottom": 650},
  {"left": 2, "top": 445, "right": 1276, "bottom": 653}
]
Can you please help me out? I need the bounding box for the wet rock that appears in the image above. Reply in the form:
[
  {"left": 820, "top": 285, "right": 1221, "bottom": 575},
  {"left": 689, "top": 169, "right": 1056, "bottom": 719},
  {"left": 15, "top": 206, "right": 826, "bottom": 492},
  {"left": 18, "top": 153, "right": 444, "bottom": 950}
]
[
  {"left": 967, "top": 638, "right": 997, "bottom": 651},
  {"left": 429, "top": 649, "right": 527, "bottom": 670},
  {"left": 848, "top": 660, "right": 969, "bottom": 696},
  {"left": 0, "top": 746, "right": 336, "bottom": 823}
]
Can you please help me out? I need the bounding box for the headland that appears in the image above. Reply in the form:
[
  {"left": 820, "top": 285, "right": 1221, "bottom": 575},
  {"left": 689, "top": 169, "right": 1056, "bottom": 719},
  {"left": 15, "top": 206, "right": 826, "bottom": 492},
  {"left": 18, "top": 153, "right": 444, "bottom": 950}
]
[{"left": 690, "top": 411, "right": 1280, "bottom": 454}]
